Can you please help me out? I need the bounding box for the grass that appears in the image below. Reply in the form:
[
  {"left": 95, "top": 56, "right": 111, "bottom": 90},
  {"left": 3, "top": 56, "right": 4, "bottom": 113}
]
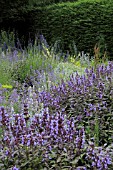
[{"left": 0, "top": 55, "right": 12, "bottom": 85}]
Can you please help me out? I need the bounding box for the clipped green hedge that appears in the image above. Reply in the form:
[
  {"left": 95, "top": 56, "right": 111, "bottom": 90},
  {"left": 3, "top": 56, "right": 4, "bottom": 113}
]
[
  {"left": 0, "top": 0, "right": 30, "bottom": 46},
  {"left": 29, "top": 0, "right": 113, "bottom": 58},
  {"left": 28, "top": 0, "right": 79, "bottom": 7},
  {"left": 0, "top": 0, "right": 28, "bottom": 29}
]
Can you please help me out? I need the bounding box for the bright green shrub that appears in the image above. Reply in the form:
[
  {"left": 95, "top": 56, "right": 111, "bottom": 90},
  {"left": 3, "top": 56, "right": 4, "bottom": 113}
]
[{"left": 29, "top": 0, "right": 113, "bottom": 58}]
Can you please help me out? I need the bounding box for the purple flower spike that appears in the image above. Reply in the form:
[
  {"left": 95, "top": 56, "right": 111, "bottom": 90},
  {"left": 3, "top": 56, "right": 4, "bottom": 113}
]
[{"left": 12, "top": 166, "right": 19, "bottom": 170}]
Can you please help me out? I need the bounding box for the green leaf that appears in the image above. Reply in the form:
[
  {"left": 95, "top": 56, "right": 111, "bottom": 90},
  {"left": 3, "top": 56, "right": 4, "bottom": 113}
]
[
  {"left": 70, "top": 156, "right": 80, "bottom": 165},
  {"left": 57, "top": 156, "right": 61, "bottom": 163}
]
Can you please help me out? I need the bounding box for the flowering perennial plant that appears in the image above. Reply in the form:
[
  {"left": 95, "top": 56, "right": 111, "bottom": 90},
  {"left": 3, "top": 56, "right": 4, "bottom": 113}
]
[
  {"left": 0, "top": 62, "right": 113, "bottom": 169},
  {"left": 38, "top": 62, "right": 113, "bottom": 146},
  {"left": 0, "top": 105, "right": 112, "bottom": 169}
]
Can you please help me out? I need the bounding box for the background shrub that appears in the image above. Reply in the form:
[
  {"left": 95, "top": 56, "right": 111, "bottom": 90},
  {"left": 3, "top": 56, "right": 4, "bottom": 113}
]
[
  {"left": 28, "top": 0, "right": 79, "bottom": 7},
  {"left": 28, "top": 0, "right": 113, "bottom": 58},
  {"left": 1, "top": 0, "right": 113, "bottom": 59}
]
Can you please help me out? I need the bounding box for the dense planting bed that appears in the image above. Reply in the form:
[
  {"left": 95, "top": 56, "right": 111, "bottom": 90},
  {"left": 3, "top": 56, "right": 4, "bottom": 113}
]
[
  {"left": 0, "top": 62, "right": 113, "bottom": 169},
  {"left": 0, "top": 33, "right": 113, "bottom": 169}
]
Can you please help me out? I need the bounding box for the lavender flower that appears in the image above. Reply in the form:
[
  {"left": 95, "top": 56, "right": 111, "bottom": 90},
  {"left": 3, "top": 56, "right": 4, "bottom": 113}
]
[{"left": 11, "top": 166, "right": 19, "bottom": 170}]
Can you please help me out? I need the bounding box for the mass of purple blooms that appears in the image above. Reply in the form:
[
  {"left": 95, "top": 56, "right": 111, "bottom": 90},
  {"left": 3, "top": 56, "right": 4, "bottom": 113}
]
[{"left": 0, "top": 60, "right": 113, "bottom": 169}]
